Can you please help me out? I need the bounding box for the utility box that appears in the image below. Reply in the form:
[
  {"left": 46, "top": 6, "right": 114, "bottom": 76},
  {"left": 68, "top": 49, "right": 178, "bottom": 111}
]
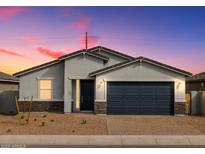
[
  {"left": 202, "top": 91, "right": 205, "bottom": 115},
  {"left": 190, "top": 91, "right": 201, "bottom": 115},
  {"left": 0, "top": 91, "right": 18, "bottom": 115}
]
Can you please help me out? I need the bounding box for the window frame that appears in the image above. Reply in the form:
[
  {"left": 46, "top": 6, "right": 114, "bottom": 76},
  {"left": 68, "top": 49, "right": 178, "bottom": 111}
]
[{"left": 38, "top": 78, "right": 53, "bottom": 100}]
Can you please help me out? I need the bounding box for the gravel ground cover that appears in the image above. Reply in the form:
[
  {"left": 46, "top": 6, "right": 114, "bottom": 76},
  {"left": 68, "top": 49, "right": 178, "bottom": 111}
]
[{"left": 0, "top": 113, "right": 204, "bottom": 135}]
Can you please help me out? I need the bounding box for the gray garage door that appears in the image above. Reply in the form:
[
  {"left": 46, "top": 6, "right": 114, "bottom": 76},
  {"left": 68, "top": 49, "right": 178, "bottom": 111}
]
[{"left": 107, "top": 82, "right": 174, "bottom": 115}]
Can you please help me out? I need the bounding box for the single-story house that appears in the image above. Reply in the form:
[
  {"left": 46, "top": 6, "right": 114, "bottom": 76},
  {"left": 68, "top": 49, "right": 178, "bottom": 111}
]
[
  {"left": 186, "top": 72, "right": 205, "bottom": 92},
  {"left": 0, "top": 72, "right": 19, "bottom": 91},
  {"left": 13, "top": 46, "right": 192, "bottom": 115}
]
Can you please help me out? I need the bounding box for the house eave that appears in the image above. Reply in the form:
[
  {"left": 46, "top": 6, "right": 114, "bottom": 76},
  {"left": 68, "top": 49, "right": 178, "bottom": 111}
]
[
  {"left": 89, "top": 57, "right": 192, "bottom": 77},
  {"left": 0, "top": 79, "right": 19, "bottom": 83},
  {"left": 59, "top": 51, "right": 109, "bottom": 61},
  {"left": 13, "top": 60, "right": 60, "bottom": 77},
  {"left": 14, "top": 51, "right": 109, "bottom": 77},
  {"left": 89, "top": 46, "right": 134, "bottom": 60}
]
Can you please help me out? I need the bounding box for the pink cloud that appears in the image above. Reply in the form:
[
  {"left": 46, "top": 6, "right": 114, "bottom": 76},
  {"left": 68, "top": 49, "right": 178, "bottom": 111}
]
[
  {"left": 22, "top": 35, "right": 40, "bottom": 44},
  {"left": 0, "top": 48, "right": 25, "bottom": 58},
  {"left": 72, "top": 16, "right": 91, "bottom": 31},
  {"left": 0, "top": 7, "right": 27, "bottom": 21},
  {"left": 59, "top": 7, "right": 92, "bottom": 31},
  {"left": 81, "top": 34, "right": 100, "bottom": 48},
  {"left": 37, "top": 47, "right": 66, "bottom": 59}
]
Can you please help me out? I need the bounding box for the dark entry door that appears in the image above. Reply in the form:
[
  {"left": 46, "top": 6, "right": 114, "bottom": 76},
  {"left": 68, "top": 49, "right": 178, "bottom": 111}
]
[
  {"left": 80, "top": 80, "right": 94, "bottom": 111},
  {"left": 107, "top": 82, "right": 174, "bottom": 115}
]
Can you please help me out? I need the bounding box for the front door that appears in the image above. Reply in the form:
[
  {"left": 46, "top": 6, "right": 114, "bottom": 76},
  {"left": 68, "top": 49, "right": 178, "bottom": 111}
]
[{"left": 80, "top": 80, "right": 94, "bottom": 111}]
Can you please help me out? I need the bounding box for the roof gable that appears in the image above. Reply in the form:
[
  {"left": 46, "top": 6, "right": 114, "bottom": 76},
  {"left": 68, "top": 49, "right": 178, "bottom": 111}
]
[
  {"left": 89, "top": 46, "right": 134, "bottom": 60},
  {"left": 89, "top": 56, "right": 192, "bottom": 77},
  {"left": 13, "top": 60, "right": 60, "bottom": 77},
  {"left": 14, "top": 49, "right": 109, "bottom": 77},
  {"left": 14, "top": 46, "right": 191, "bottom": 78},
  {"left": 59, "top": 49, "right": 109, "bottom": 61}
]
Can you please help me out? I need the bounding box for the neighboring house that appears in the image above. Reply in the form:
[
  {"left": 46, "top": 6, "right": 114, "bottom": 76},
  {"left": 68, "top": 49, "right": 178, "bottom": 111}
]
[
  {"left": 186, "top": 72, "right": 205, "bottom": 92},
  {"left": 186, "top": 72, "right": 205, "bottom": 115},
  {"left": 0, "top": 72, "right": 19, "bottom": 91},
  {"left": 13, "top": 46, "right": 192, "bottom": 115},
  {"left": 0, "top": 72, "right": 19, "bottom": 115}
]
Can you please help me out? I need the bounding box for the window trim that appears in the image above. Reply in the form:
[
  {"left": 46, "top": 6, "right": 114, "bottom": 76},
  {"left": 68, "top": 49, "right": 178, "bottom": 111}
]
[{"left": 38, "top": 78, "right": 53, "bottom": 100}]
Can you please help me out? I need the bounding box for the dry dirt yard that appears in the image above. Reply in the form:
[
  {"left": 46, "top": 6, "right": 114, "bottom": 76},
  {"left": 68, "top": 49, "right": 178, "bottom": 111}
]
[{"left": 0, "top": 113, "right": 205, "bottom": 135}]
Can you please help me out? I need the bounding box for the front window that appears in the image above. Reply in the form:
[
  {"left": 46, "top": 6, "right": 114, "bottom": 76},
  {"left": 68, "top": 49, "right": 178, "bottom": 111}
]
[{"left": 39, "top": 80, "right": 52, "bottom": 100}]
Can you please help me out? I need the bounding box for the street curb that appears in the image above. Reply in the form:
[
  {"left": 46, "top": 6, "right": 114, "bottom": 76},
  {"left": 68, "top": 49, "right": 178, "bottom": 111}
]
[{"left": 0, "top": 135, "right": 205, "bottom": 147}]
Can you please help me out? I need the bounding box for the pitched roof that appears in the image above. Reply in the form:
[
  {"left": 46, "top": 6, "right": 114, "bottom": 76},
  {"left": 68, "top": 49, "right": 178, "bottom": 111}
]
[
  {"left": 186, "top": 72, "right": 205, "bottom": 82},
  {"left": 89, "top": 56, "right": 192, "bottom": 77},
  {"left": 59, "top": 49, "right": 109, "bottom": 61},
  {"left": 13, "top": 46, "right": 192, "bottom": 78},
  {"left": 13, "top": 59, "right": 60, "bottom": 77},
  {"left": 14, "top": 48, "right": 109, "bottom": 77},
  {"left": 89, "top": 46, "right": 134, "bottom": 60},
  {"left": 0, "top": 72, "right": 19, "bottom": 82}
]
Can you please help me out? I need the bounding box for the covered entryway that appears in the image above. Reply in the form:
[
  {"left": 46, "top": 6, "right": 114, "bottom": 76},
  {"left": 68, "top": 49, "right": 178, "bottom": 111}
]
[
  {"left": 80, "top": 80, "right": 94, "bottom": 111},
  {"left": 107, "top": 82, "right": 174, "bottom": 115}
]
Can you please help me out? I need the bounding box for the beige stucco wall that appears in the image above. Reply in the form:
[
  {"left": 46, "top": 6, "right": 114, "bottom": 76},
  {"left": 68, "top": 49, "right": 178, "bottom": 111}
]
[
  {"left": 19, "top": 62, "right": 64, "bottom": 101},
  {"left": 0, "top": 82, "right": 19, "bottom": 91},
  {"left": 64, "top": 54, "right": 107, "bottom": 112},
  {"left": 64, "top": 54, "right": 106, "bottom": 80},
  {"left": 63, "top": 53, "right": 129, "bottom": 113},
  {"left": 95, "top": 62, "right": 186, "bottom": 103},
  {"left": 92, "top": 50, "right": 129, "bottom": 66}
]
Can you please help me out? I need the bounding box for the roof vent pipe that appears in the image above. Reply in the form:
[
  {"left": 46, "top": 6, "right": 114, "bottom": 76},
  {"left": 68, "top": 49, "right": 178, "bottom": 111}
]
[{"left": 85, "top": 32, "right": 88, "bottom": 51}]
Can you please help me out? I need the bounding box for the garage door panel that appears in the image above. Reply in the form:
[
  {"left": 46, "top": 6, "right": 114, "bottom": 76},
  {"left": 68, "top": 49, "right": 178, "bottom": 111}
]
[
  {"left": 123, "top": 97, "right": 141, "bottom": 101},
  {"left": 107, "top": 82, "right": 174, "bottom": 115},
  {"left": 108, "top": 103, "right": 142, "bottom": 107}
]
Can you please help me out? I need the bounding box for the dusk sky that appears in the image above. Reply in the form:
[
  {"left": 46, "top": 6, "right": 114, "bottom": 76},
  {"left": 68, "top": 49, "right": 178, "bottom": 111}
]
[{"left": 0, "top": 6, "right": 205, "bottom": 75}]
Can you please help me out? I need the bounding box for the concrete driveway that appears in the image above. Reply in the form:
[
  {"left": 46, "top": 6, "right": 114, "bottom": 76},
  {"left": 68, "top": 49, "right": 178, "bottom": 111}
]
[{"left": 106, "top": 115, "right": 205, "bottom": 135}]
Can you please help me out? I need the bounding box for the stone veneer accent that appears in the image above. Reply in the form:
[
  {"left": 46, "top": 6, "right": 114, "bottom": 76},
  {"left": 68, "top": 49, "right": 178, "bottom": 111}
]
[
  {"left": 95, "top": 101, "right": 186, "bottom": 115},
  {"left": 18, "top": 101, "right": 64, "bottom": 112},
  {"left": 17, "top": 101, "right": 185, "bottom": 114},
  {"left": 94, "top": 102, "right": 106, "bottom": 114},
  {"left": 175, "top": 102, "right": 186, "bottom": 114}
]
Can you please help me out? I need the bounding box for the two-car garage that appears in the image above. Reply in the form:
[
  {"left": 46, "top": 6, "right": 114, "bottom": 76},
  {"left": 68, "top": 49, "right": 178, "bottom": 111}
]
[
  {"left": 91, "top": 56, "right": 192, "bottom": 115},
  {"left": 107, "top": 82, "right": 174, "bottom": 115}
]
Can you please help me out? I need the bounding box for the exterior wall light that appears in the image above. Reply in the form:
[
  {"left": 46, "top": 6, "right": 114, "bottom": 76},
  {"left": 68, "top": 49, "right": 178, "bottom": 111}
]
[
  {"left": 177, "top": 82, "right": 182, "bottom": 89},
  {"left": 97, "top": 79, "right": 105, "bottom": 88}
]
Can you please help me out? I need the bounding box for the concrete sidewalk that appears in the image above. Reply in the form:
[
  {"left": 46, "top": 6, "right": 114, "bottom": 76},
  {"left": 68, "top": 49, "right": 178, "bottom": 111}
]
[{"left": 0, "top": 135, "right": 205, "bottom": 147}]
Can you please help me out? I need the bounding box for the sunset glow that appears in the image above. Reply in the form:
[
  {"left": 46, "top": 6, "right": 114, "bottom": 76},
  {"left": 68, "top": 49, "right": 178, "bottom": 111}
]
[{"left": 0, "top": 6, "right": 205, "bottom": 75}]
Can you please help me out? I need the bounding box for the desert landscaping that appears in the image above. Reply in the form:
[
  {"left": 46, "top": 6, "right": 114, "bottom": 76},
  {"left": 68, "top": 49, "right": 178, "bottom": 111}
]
[{"left": 0, "top": 113, "right": 205, "bottom": 135}]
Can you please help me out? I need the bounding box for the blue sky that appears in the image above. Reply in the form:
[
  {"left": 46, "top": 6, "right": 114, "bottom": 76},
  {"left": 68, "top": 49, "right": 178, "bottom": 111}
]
[{"left": 0, "top": 6, "right": 204, "bottom": 74}]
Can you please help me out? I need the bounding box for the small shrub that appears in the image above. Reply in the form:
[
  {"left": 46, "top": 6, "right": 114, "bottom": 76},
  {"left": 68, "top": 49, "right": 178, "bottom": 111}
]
[
  {"left": 20, "top": 115, "right": 24, "bottom": 119},
  {"left": 72, "top": 130, "right": 75, "bottom": 133},
  {"left": 7, "top": 129, "right": 11, "bottom": 132},
  {"left": 34, "top": 118, "right": 37, "bottom": 122},
  {"left": 41, "top": 122, "right": 46, "bottom": 126},
  {"left": 42, "top": 114, "right": 47, "bottom": 118},
  {"left": 80, "top": 120, "right": 87, "bottom": 124},
  {"left": 50, "top": 119, "right": 54, "bottom": 122}
]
